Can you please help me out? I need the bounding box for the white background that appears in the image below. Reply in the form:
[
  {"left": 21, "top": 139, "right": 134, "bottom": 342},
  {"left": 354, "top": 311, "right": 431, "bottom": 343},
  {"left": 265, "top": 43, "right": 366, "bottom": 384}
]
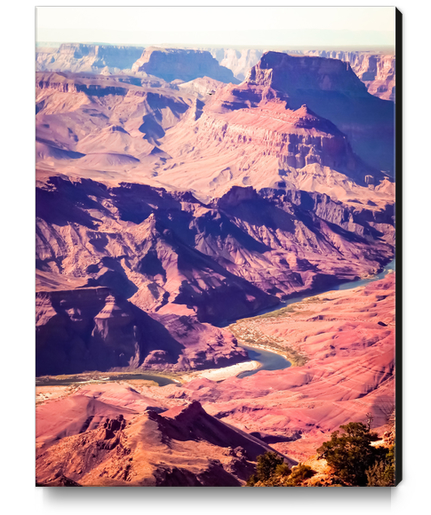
[{"left": 1, "top": 1, "right": 428, "bottom": 514}]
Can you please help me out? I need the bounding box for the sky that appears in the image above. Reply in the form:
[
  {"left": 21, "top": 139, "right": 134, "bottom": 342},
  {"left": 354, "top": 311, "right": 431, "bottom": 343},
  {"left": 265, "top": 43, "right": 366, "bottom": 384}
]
[{"left": 36, "top": 6, "right": 396, "bottom": 50}]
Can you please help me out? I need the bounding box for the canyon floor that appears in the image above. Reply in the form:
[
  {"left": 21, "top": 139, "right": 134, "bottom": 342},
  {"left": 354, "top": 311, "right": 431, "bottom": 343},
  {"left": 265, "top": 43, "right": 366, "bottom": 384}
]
[{"left": 36, "top": 272, "right": 395, "bottom": 484}]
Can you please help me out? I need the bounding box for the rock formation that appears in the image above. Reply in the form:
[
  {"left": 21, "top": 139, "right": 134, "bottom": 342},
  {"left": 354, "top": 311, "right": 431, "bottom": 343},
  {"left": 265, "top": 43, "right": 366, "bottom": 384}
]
[
  {"left": 35, "top": 60, "right": 395, "bottom": 205},
  {"left": 243, "top": 52, "right": 394, "bottom": 173},
  {"left": 35, "top": 45, "right": 397, "bottom": 485},
  {"left": 36, "top": 44, "right": 395, "bottom": 102},
  {"left": 153, "top": 51, "right": 395, "bottom": 201},
  {"left": 157, "top": 274, "right": 396, "bottom": 461},
  {"left": 36, "top": 286, "right": 247, "bottom": 376},
  {"left": 208, "top": 48, "right": 395, "bottom": 101},
  {"left": 131, "top": 47, "right": 239, "bottom": 84},
  {"left": 36, "top": 43, "right": 144, "bottom": 74},
  {"left": 36, "top": 389, "right": 289, "bottom": 486},
  {"left": 302, "top": 50, "right": 395, "bottom": 101},
  {"left": 36, "top": 176, "right": 393, "bottom": 317},
  {"left": 209, "top": 48, "right": 265, "bottom": 81}
]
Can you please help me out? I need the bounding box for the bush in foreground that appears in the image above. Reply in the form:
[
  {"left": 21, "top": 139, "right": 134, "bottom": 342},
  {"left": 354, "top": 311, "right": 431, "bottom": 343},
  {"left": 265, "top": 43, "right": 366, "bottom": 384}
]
[
  {"left": 246, "top": 452, "right": 314, "bottom": 487},
  {"left": 366, "top": 445, "right": 395, "bottom": 486},
  {"left": 247, "top": 452, "right": 287, "bottom": 486},
  {"left": 317, "top": 422, "right": 392, "bottom": 486}
]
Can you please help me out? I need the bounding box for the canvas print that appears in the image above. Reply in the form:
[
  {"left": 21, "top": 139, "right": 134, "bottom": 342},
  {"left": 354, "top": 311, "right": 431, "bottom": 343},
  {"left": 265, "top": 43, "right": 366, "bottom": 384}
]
[{"left": 35, "top": 6, "right": 400, "bottom": 487}]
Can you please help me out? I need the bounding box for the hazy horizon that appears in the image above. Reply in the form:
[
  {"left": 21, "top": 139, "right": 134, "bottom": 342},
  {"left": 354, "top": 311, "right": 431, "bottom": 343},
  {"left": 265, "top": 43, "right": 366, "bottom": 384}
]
[
  {"left": 36, "top": 6, "right": 396, "bottom": 50},
  {"left": 36, "top": 41, "right": 395, "bottom": 54}
]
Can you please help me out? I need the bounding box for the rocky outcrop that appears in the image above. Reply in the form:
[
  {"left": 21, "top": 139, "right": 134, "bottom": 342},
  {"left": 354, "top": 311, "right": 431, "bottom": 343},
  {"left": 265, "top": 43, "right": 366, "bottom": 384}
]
[
  {"left": 241, "top": 52, "right": 395, "bottom": 174},
  {"left": 246, "top": 51, "right": 368, "bottom": 97},
  {"left": 131, "top": 47, "right": 239, "bottom": 84},
  {"left": 208, "top": 48, "right": 395, "bottom": 101},
  {"left": 157, "top": 51, "right": 394, "bottom": 199},
  {"left": 190, "top": 102, "right": 376, "bottom": 185},
  {"left": 36, "top": 177, "right": 393, "bottom": 326},
  {"left": 36, "top": 392, "right": 287, "bottom": 486},
  {"left": 36, "top": 287, "right": 247, "bottom": 376}
]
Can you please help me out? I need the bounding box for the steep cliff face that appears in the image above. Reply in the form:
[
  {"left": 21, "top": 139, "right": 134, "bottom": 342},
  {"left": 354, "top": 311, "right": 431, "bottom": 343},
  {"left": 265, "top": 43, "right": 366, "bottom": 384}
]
[
  {"left": 178, "top": 101, "right": 374, "bottom": 185},
  {"left": 36, "top": 177, "right": 393, "bottom": 331},
  {"left": 208, "top": 48, "right": 395, "bottom": 101},
  {"left": 131, "top": 47, "right": 239, "bottom": 84},
  {"left": 36, "top": 287, "right": 246, "bottom": 376},
  {"left": 303, "top": 50, "right": 395, "bottom": 101},
  {"left": 247, "top": 51, "right": 368, "bottom": 96},
  {"left": 243, "top": 52, "right": 394, "bottom": 174},
  {"left": 159, "top": 52, "right": 394, "bottom": 198},
  {"left": 36, "top": 43, "right": 145, "bottom": 73}
]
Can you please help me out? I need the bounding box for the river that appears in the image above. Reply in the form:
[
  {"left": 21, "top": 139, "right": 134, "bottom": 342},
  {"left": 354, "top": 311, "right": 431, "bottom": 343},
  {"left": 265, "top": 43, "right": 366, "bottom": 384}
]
[
  {"left": 37, "top": 260, "right": 394, "bottom": 387},
  {"left": 236, "top": 259, "right": 395, "bottom": 379},
  {"left": 36, "top": 372, "right": 177, "bottom": 388}
]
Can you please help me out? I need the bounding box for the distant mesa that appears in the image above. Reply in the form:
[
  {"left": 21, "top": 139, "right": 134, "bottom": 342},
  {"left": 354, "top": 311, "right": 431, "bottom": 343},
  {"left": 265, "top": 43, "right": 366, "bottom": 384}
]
[
  {"left": 36, "top": 44, "right": 395, "bottom": 101},
  {"left": 301, "top": 50, "right": 395, "bottom": 101},
  {"left": 131, "top": 47, "right": 240, "bottom": 84},
  {"left": 209, "top": 47, "right": 395, "bottom": 101},
  {"left": 246, "top": 51, "right": 368, "bottom": 97},
  {"left": 36, "top": 43, "right": 144, "bottom": 74},
  {"left": 200, "top": 51, "right": 395, "bottom": 176}
]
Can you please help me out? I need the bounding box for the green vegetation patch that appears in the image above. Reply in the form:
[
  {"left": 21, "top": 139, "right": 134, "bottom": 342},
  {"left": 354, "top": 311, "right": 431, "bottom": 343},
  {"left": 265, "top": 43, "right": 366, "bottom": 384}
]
[
  {"left": 247, "top": 452, "right": 316, "bottom": 487},
  {"left": 317, "top": 422, "right": 395, "bottom": 486},
  {"left": 229, "top": 322, "right": 309, "bottom": 367}
]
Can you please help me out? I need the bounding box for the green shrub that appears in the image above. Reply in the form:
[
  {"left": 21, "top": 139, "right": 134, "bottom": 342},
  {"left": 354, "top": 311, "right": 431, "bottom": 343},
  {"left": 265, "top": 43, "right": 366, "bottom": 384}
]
[
  {"left": 286, "top": 464, "right": 315, "bottom": 486},
  {"left": 256, "top": 452, "right": 285, "bottom": 481},
  {"left": 366, "top": 445, "right": 395, "bottom": 486},
  {"left": 247, "top": 453, "right": 318, "bottom": 486},
  {"left": 246, "top": 474, "right": 258, "bottom": 487},
  {"left": 317, "top": 422, "right": 389, "bottom": 486},
  {"left": 274, "top": 463, "right": 291, "bottom": 478}
]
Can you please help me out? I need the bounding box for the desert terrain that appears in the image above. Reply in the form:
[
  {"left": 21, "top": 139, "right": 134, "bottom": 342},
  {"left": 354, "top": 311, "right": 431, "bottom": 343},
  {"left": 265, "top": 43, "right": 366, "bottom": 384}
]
[{"left": 35, "top": 44, "right": 396, "bottom": 486}]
